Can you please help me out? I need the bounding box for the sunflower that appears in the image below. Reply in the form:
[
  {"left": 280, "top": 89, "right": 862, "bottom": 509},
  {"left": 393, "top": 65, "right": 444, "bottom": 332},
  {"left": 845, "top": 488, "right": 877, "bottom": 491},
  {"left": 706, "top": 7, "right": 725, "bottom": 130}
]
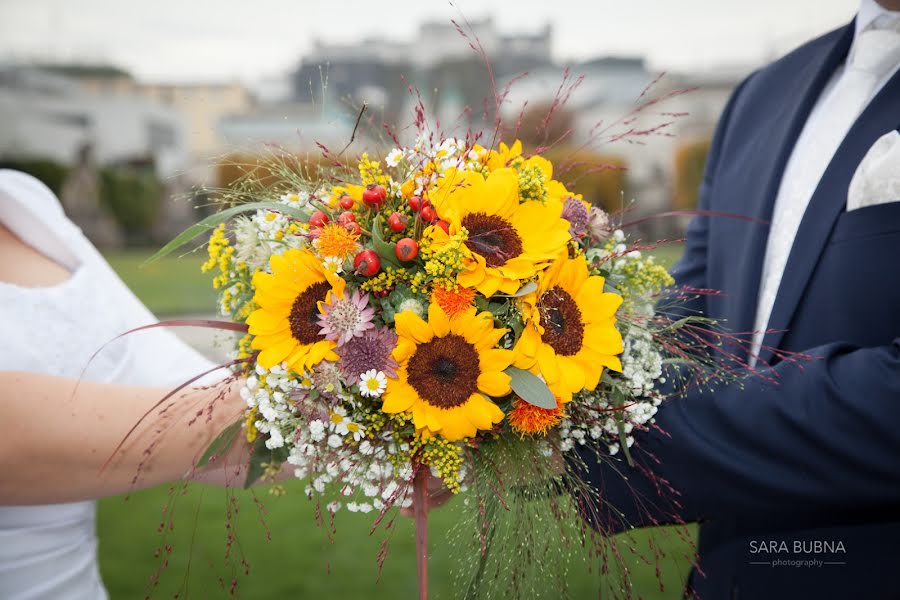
[
  {"left": 430, "top": 167, "right": 572, "bottom": 296},
  {"left": 513, "top": 254, "right": 623, "bottom": 403},
  {"left": 247, "top": 248, "right": 346, "bottom": 372},
  {"left": 381, "top": 303, "right": 514, "bottom": 441}
]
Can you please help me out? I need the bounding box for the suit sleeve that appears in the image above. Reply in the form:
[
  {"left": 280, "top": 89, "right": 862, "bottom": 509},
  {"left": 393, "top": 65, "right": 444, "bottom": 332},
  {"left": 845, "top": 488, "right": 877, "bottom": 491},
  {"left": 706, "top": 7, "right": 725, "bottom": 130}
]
[{"left": 575, "top": 339, "right": 900, "bottom": 529}]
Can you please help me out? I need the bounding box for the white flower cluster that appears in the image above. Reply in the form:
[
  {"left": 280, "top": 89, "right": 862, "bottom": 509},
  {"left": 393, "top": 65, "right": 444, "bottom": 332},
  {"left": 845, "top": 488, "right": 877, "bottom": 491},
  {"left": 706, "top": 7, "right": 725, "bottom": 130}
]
[
  {"left": 240, "top": 362, "right": 414, "bottom": 514},
  {"left": 231, "top": 191, "right": 312, "bottom": 274},
  {"left": 385, "top": 136, "right": 486, "bottom": 196}
]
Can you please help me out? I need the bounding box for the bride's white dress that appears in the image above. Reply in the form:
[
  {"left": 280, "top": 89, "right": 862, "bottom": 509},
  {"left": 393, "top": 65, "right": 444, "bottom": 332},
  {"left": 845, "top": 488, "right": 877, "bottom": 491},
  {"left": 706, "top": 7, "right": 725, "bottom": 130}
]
[{"left": 0, "top": 170, "right": 215, "bottom": 599}]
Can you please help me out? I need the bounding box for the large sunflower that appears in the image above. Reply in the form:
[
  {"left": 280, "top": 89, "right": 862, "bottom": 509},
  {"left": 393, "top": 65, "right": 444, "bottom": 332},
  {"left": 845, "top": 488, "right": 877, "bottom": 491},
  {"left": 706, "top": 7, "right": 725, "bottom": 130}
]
[
  {"left": 513, "top": 254, "right": 623, "bottom": 403},
  {"left": 431, "top": 167, "right": 571, "bottom": 296},
  {"left": 247, "top": 248, "right": 346, "bottom": 372},
  {"left": 382, "top": 303, "right": 514, "bottom": 441}
]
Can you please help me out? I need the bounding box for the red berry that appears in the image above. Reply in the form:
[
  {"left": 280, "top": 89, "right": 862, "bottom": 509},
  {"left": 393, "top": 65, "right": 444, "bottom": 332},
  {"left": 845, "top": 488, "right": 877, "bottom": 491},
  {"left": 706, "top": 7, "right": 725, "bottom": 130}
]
[
  {"left": 395, "top": 238, "right": 419, "bottom": 261},
  {"left": 344, "top": 221, "right": 361, "bottom": 235},
  {"left": 339, "top": 195, "right": 355, "bottom": 210},
  {"left": 387, "top": 211, "right": 407, "bottom": 232},
  {"left": 362, "top": 184, "right": 387, "bottom": 207},
  {"left": 409, "top": 196, "right": 422, "bottom": 212},
  {"left": 354, "top": 250, "right": 381, "bottom": 277},
  {"left": 309, "top": 210, "right": 329, "bottom": 228},
  {"left": 337, "top": 211, "right": 356, "bottom": 225},
  {"left": 420, "top": 205, "right": 437, "bottom": 223},
  {"left": 434, "top": 219, "right": 450, "bottom": 234}
]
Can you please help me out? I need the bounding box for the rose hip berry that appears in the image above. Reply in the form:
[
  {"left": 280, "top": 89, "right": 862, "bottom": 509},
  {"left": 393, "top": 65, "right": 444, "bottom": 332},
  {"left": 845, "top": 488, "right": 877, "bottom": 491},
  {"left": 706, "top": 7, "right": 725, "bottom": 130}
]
[
  {"left": 362, "top": 184, "right": 387, "bottom": 208},
  {"left": 387, "top": 212, "right": 407, "bottom": 232},
  {"left": 354, "top": 250, "right": 381, "bottom": 277},
  {"left": 395, "top": 238, "right": 419, "bottom": 261},
  {"left": 309, "top": 211, "right": 330, "bottom": 228}
]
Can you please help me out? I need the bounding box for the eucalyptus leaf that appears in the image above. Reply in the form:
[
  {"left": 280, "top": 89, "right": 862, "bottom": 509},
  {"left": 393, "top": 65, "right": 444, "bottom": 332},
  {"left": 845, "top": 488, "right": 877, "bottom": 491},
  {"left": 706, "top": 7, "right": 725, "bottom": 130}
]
[
  {"left": 196, "top": 420, "right": 242, "bottom": 467},
  {"left": 504, "top": 366, "right": 556, "bottom": 409},
  {"left": 611, "top": 387, "right": 635, "bottom": 467},
  {"left": 145, "top": 201, "right": 311, "bottom": 265}
]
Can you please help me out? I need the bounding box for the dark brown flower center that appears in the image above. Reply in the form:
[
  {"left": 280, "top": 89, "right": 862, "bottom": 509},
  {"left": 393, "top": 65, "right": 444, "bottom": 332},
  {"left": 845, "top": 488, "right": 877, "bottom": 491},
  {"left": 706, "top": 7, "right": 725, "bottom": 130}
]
[
  {"left": 407, "top": 334, "right": 481, "bottom": 408},
  {"left": 461, "top": 212, "right": 524, "bottom": 268},
  {"left": 288, "top": 280, "right": 331, "bottom": 344},
  {"left": 539, "top": 286, "right": 584, "bottom": 356}
]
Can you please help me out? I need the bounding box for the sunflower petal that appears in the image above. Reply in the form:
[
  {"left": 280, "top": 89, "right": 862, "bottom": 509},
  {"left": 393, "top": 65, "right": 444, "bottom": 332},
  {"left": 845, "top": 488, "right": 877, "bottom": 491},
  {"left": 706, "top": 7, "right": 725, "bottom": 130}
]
[
  {"left": 395, "top": 309, "right": 433, "bottom": 343},
  {"left": 477, "top": 370, "right": 512, "bottom": 397}
]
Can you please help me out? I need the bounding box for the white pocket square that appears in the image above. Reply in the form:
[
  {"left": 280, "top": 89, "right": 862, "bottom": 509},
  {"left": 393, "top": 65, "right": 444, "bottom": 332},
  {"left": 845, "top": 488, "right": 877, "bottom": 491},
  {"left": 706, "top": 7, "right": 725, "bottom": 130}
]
[{"left": 847, "top": 130, "right": 900, "bottom": 211}]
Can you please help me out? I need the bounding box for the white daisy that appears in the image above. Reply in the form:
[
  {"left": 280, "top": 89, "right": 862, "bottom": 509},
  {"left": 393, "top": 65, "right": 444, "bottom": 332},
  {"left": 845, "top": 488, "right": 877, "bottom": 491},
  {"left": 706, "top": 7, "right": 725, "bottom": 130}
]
[
  {"left": 358, "top": 369, "right": 387, "bottom": 398},
  {"left": 385, "top": 147, "right": 404, "bottom": 167}
]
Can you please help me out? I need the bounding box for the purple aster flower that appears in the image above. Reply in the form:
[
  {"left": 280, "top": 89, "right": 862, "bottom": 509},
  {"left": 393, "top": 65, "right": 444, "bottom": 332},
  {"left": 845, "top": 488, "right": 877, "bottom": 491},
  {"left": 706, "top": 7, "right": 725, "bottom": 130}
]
[
  {"left": 561, "top": 196, "right": 590, "bottom": 240},
  {"left": 338, "top": 327, "right": 399, "bottom": 385},
  {"left": 317, "top": 288, "right": 376, "bottom": 345}
]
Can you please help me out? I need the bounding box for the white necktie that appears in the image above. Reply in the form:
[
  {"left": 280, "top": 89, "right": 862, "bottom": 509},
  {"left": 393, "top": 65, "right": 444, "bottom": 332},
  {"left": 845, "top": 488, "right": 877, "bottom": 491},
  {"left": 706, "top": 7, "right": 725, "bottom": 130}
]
[{"left": 749, "top": 16, "right": 900, "bottom": 366}]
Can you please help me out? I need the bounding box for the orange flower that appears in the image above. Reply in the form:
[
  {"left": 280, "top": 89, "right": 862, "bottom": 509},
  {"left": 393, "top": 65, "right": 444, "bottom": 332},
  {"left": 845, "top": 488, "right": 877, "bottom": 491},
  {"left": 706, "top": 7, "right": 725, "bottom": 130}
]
[
  {"left": 431, "top": 284, "right": 476, "bottom": 317},
  {"left": 314, "top": 222, "right": 359, "bottom": 260},
  {"left": 507, "top": 397, "right": 565, "bottom": 436}
]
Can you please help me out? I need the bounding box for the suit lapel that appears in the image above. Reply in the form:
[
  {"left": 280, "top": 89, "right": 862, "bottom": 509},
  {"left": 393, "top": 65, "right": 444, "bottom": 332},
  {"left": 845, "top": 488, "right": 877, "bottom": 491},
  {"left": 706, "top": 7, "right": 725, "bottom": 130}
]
[
  {"left": 757, "top": 66, "right": 900, "bottom": 364},
  {"left": 729, "top": 23, "right": 854, "bottom": 356}
]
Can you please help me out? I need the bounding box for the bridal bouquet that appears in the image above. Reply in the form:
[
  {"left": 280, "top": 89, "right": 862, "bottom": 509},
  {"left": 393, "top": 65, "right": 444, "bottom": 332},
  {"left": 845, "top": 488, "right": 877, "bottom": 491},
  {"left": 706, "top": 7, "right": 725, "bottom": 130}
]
[{"left": 154, "top": 134, "right": 709, "bottom": 598}]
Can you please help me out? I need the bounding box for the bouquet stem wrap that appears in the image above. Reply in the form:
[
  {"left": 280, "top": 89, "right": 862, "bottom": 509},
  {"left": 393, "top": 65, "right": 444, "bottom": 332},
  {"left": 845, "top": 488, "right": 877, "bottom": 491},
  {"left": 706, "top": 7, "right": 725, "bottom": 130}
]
[{"left": 413, "top": 465, "right": 430, "bottom": 600}]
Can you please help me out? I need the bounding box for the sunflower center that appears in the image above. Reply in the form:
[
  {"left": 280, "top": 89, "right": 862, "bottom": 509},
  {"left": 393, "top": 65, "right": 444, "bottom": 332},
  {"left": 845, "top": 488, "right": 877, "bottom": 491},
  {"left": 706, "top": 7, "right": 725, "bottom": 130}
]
[
  {"left": 288, "top": 281, "right": 331, "bottom": 344},
  {"left": 539, "top": 286, "right": 584, "bottom": 356},
  {"left": 461, "top": 212, "right": 524, "bottom": 268},
  {"left": 407, "top": 334, "right": 480, "bottom": 409}
]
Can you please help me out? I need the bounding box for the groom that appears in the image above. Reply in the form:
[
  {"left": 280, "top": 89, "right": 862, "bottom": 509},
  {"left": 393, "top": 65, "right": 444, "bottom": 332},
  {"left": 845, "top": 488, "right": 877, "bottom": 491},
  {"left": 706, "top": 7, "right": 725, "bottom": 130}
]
[{"left": 576, "top": 0, "right": 900, "bottom": 598}]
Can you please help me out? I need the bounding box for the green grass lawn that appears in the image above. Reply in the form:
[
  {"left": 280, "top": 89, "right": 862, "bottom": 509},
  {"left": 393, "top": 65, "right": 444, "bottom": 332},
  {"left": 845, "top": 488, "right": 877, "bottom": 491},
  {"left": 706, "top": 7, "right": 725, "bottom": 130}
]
[
  {"left": 98, "top": 482, "right": 696, "bottom": 599},
  {"left": 97, "top": 245, "right": 694, "bottom": 599},
  {"left": 104, "top": 249, "right": 218, "bottom": 316}
]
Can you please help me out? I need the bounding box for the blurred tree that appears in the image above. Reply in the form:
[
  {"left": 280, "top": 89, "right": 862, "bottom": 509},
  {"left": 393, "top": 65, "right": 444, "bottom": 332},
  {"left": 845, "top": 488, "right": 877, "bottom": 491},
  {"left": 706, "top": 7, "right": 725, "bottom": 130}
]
[
  {"left": 504, "top": 102, "right": 576, "bottom": 150},
  {"left": 542, "top": 145, "right": 627, "bottom": 213},
  {"left": 0, "top": 159, "right": 70, "bottom": 195},
  {"left": 99, "top": 166, "right": 162, "bottom": 244},
  {"left": 673, "top": 137, "right": 711, "bottom": 210}
]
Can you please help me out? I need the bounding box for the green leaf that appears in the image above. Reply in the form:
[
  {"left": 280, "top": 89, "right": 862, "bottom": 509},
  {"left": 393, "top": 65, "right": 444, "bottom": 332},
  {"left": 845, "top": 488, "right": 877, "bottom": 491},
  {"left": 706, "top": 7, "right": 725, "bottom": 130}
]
[
  {"left": 504, "top": 366, "right": 556, "bottom": 409},
  {"left": 611, "top": 387, "right": 635, "bottom": 467},
  {"left": 371, "top": 215, "right": 402, "bottom": 269},
  {"left": 495, "top": 281, "right": 537, "bottom": 298},
  {"left": 196, "top": 420, "right": 242, "bottom": 467},
  {"left": 243, "top": 437, "right": 270, "bottom": 488},
  {"left": 144, "top": 201, "right": 311, "bottom": 265},
  {"left": 661, "top": 316, "right": 693, "bottom": 332}
]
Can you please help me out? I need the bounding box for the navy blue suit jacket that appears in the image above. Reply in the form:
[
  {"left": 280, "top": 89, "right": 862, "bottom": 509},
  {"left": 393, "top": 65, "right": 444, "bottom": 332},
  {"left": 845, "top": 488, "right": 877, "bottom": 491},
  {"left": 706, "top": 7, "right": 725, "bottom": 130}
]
[{"left": 577, "top": 20, "right": 900, "bottom": 599}]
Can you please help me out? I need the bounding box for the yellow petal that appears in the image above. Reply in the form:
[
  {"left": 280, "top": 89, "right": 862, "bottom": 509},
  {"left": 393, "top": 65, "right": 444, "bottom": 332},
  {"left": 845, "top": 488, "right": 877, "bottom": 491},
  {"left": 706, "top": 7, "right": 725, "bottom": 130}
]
[
  {"left": 428, "top": 302, "right": 450, "bottom": 337},
  {"left": 395, "top": 310, "right": 433, "bottom": 344},
  {"left": 256, "top": 337, "right": 296, "bottom": 369},
  {"left": 476, "top": 370, "right": 512, "bottom": 397},
  {"left": 382, "top": 383, "right": 416, "bottom": 413}
]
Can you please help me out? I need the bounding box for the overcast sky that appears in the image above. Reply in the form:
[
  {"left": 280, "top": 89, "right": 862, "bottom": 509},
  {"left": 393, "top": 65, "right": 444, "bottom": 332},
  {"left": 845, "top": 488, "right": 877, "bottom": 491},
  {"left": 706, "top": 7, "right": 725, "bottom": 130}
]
[{"left": 0, "top": 0, "right": 858, "bottom": 85}]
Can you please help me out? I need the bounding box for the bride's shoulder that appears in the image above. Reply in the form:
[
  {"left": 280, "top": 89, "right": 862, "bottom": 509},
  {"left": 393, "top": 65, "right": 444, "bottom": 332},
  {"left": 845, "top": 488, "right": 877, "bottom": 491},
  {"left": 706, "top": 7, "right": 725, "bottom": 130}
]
[{"left": 0, "top": 169, "right": 66, "bottom": 218}]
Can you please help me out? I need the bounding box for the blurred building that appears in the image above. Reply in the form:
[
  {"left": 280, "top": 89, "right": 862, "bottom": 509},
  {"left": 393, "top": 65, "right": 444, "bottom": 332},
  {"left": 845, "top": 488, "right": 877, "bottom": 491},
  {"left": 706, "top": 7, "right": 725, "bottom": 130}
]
[
  {"left": 291, "top": 18, "right": 553, "bottom": 123},
  {"left": 0, "top": 65, "right": 186, "bottom": 177}
]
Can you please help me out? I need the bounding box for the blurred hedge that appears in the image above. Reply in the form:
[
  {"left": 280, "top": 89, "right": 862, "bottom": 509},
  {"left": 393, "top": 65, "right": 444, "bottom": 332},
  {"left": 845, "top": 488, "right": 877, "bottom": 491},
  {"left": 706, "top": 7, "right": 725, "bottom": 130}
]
[
  {"left": 540, "top": 146, "right": 627, "bottom": 213},
  {"left": 0, "top": 158, "right": 70, "bottom": 195},
  {"left": 98, "top": 167, "right": 162, "bottom": 241},
  {"left": 673, "top": 137, "right": 711, "bottom": 211}
]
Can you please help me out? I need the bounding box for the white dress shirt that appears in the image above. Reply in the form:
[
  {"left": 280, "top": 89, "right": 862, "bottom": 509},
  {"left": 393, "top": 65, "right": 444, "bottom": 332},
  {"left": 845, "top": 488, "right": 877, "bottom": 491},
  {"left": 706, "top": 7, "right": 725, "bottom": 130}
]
[{"left": 749, "top": 0, "right": 900, "bottom": 365}]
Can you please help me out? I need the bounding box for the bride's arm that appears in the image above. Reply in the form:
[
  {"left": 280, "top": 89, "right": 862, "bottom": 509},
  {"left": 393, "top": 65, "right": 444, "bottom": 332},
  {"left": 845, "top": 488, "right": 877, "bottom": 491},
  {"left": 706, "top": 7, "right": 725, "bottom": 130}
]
[{"left": 0, "top": 371, "right": 249, "bottom": 505}]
